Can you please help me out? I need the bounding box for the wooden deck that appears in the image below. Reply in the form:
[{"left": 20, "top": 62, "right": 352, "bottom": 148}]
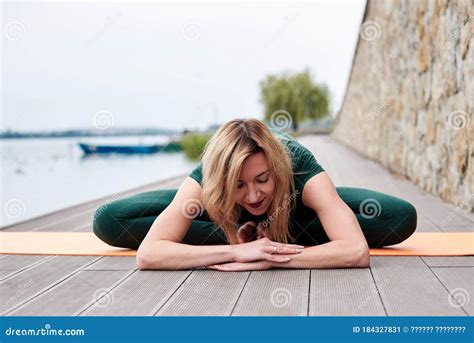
[{"left": 1, "top": 134, "right": 473, "bottom": 316}]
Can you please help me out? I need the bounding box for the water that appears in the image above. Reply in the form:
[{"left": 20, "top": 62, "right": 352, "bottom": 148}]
[{"left": 0, "top": 135, "right": 197, "bottom": 227}]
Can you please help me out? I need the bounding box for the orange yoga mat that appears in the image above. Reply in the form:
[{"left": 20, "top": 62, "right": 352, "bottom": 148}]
[{"left": 0, "top": 232, "right": 473, "bottom": 256}]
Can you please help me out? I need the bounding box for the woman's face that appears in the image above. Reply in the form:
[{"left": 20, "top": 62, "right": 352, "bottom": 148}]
[{"left": 235, "top": 151, "right": 275, "bottom": 215}]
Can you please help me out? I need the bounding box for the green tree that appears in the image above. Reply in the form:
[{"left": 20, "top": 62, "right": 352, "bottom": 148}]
[
  {"left": 180, "top": 133, "right": 211, "bottom": 161},
  {"left": 260, "top": 69, "right": 330, "bottom": 131}
]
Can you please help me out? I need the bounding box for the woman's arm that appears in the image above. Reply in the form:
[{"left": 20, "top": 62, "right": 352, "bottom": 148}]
[
  {"left": 136, "top": 177, "right": 303, "bottom": 270},
  {"left": 138, "top": 240, "right": 234, "bottom": 270},
  {"left": 277, "top": 171, "right": 370, "bottom": 269},
  {"left": 270, "top": 239, "right": 369, "bottom": 269},
  {"left": 136, "top": 177, "right": 235, "bottom": 270},
  {"left": 206, "top": 172, "right": 370, "bottom": 271}
]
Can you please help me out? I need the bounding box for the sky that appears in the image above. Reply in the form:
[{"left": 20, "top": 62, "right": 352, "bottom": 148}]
[{"left": 1, "top": 0, "right": 366, "bottom": 132}]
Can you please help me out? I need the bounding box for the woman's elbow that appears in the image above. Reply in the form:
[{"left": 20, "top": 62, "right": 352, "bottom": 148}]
[
  {"left": 344, "top": 241, "right": 370, "bottom": 268},
  {"left": 353, "top": 244, "right": 370, "bottom": 268},
  {"left": 136, "top": 256, "right": 146, "bottom": 270},
  {"left": 136, "top": 251, "right": 150, "bottom": 270},
  {"left": 136, "top": 246, "right": 160, "bottom": 270}
]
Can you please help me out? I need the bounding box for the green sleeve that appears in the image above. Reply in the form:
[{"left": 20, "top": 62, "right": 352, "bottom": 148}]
[
  {"left": 287, "top": 140, "right": 325, "bottom": 194},
  {"left": 188, "top": 160, "right": 203, "bottom": 186}
]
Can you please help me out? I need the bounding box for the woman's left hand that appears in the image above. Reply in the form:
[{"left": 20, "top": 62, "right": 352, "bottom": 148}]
[{"left": 206, "top": 260, "right": 273, "bottom": 271}]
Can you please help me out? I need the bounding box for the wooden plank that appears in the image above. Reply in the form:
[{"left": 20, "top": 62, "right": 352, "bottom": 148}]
[
  {"left": 408, "top": 194, "right": 474, "bottom": 232},
  {"left": 0, "top": 256, "right": 55, "bottom": 282},
  {"left": 416, "top": 214, "right": 442, "bottom": 232},
  {"left": 430, "top": 267, "right": 473, "bottom": 315},
  {"left": 156, "top": 270, "right": 249, "bottom": 316},
  {"left": 0, "top": 271, "right": 16, "bottom": 279},
  {"left": 370, "top": 256, "right": 466, "bottom": 316},
  {"left": 32, "top": 211, "right": 95, "bottom": 232},
  {"left": 298, "top": 135, "right": 348, "bottom": 186},
  {"left": 84, "top": 256, "right": 138, "bottom": 270},
  {"left": 9, "top": 270, "right": 133, "bottom": 316},
  {"left": 74, "top": 223, "right": 93, "bottom": 232},
  {"left": 231, "top": 270, "right": 309, "bottom": 316},
  {"left": 309, "top": 268, "right": 386, "bottom": 316},
  {"left": 0, "top": 255, "right": 51, "bottom": 271},
  {"left": 0, "top": 256, "right": 100, "bottom": 314},
  {"left": 6, "top": 211, "right": 93, "bottom": 232},
  {"left": 81, "top": 270, "right": 191, "bottom": 316},
  {"left": 458, "top": 210, "right": 474, "bottom": 224},
  {"left": 422, "top": 257, "right": 474, "bottom": 267},
  {"left": 300, "top": 135, "right": 343, "bottom": 186},
  {"left": 1, "top": 204, "right": 98, "bottom": 232}
]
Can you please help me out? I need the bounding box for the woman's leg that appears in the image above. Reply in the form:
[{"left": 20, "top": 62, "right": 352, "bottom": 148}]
[
  {"left": 92, "top": 188, "right": 228, "bottom": 249},
  {"left": 289, "top": 187, "right": 418, "bottom": 248}
]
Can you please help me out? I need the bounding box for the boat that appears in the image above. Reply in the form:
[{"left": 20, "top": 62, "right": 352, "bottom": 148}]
[
  {"left": 78, "top": 141, "right": 183, "bottom": 155},
  {"left": 78, "top": 143, "right": 161, "bottom": 155}
]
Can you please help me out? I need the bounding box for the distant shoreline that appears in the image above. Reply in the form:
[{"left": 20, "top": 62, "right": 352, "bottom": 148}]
[{"left": 0, "top": 128, "right": 184, "bottom": 139}]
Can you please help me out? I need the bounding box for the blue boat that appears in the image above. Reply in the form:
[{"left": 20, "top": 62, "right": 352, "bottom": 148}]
[{"left": 78, "top": 143, "right": 161, "bottom": 155}]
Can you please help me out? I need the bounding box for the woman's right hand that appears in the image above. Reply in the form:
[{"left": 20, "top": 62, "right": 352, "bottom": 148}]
[{"left": 231, "top": 237, "right": 305, "bottom": 263}]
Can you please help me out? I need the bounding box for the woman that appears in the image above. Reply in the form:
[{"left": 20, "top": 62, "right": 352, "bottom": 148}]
[{"left": 93, "top": 118, "right": 417, "bottom": 271}]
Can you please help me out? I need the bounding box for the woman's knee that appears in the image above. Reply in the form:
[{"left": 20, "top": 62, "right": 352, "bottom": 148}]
[
  {"left": 92, "top": 202, "right": 126, "bottom": 247},
  {"left": 390, "top": 199, "right": 418, "bottom": 242}
]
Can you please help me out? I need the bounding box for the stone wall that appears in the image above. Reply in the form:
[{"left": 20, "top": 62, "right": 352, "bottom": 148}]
[{"left": 332, "top": 0, "right": 473, "bottom": 212}]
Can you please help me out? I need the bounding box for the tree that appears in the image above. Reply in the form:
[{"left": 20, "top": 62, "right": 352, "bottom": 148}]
[
  {"left": 180, "top": 133, "right": 211, "bottom": 161},
  {"left": 260, "top": 69, "right": 330, "bottom": 131}
]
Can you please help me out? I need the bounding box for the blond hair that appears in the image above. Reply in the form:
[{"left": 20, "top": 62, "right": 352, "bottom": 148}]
[{"left": 201, "top": 118, "right": 297, "bottom": 244}]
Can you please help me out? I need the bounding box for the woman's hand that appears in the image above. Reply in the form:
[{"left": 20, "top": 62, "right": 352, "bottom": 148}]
[
  {"left": 231, "top": 237, "right": 304, "bottom": 264},
  {"left": 207, "top": 260, "right": 273, "bottom": 272}
]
